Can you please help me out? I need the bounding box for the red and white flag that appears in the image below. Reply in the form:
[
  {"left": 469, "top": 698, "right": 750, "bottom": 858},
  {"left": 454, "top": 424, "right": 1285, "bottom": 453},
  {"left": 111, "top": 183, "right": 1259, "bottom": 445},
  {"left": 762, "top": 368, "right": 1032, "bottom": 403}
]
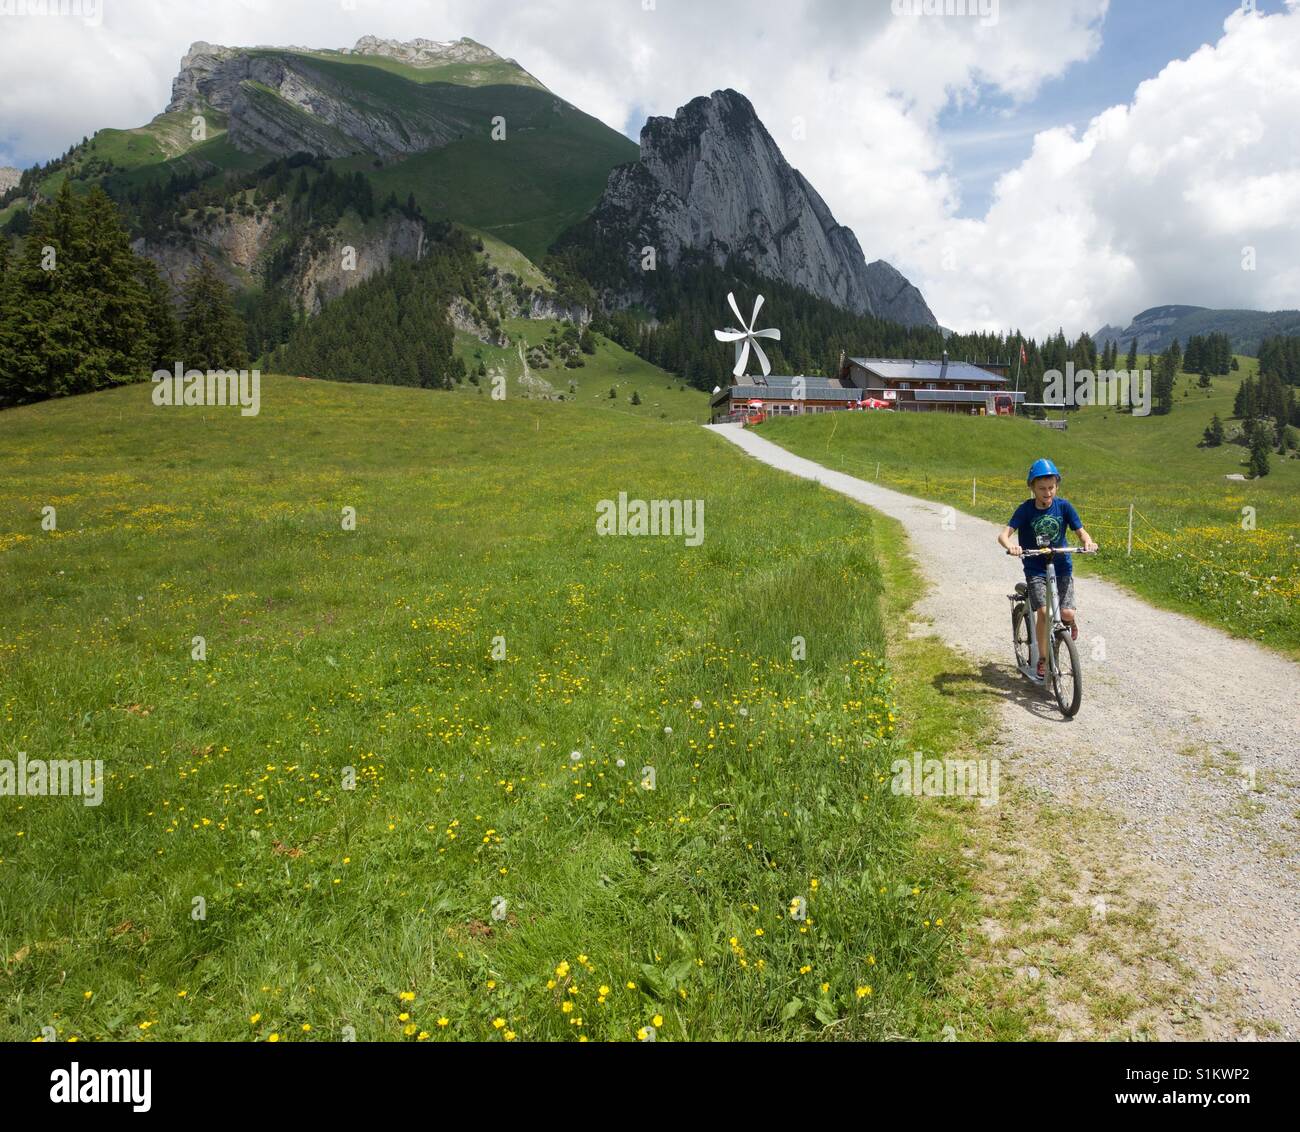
[{"left": 1019, "top": 343, "right": 1028, "bottom": 365}]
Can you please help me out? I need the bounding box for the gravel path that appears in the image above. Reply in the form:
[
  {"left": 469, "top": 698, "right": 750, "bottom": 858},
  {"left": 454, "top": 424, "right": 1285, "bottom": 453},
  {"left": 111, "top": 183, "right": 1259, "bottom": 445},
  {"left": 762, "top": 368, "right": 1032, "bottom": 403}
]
[{"left": 706, "top": 422, "right": 1300, "bottom": 1039}]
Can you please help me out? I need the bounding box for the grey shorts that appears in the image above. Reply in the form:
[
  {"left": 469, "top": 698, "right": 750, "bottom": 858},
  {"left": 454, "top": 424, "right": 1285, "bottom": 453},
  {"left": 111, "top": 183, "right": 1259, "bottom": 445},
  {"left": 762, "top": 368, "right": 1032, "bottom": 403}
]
[{"left": 1027, "top": 572, "right": 1075, "bottom": 612}]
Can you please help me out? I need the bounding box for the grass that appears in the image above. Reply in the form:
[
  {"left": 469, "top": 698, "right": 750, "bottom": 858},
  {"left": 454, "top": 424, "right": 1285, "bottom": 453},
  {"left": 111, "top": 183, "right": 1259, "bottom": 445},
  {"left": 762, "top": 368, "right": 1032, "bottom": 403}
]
[
  {"left": 464, "top": 226, "right": 554, "bottom": 292},
  {"left": 756, "top": 362, "right": 1300, "bottom": 658},
  {"left": 351, "top": 111, "right": 635, "bottom": 264},
  {"left": 453, "top": 320, "right": 707, "bottom": 421},
  {"left": 1, "top": 375, "right": 967, "bottom": 1042},
  {"left": 295, "top": 49, "right": 546, "bottom": 91}
]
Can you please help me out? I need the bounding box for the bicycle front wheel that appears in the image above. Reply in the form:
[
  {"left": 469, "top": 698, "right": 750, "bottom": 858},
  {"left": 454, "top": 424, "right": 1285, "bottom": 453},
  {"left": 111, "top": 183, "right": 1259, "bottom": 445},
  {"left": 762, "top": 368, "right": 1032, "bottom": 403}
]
[
  {"left": 1012, "top": 604, "right": 1032, "bottom": 671},
  {"left": 1051, "top": 630, "right": 1082, "bottom": 717}
]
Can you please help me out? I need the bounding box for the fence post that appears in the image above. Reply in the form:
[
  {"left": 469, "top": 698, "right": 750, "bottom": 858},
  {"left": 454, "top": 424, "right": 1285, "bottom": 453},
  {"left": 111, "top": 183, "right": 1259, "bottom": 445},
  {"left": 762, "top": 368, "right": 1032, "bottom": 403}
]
[
  {"left": 875, "top": 461, "right": 880, "bottom": 482},
  {"left": 972, "top": 477, "right": 977, "bottom": 505},
  {"left": 1127, "top": 503, "right": 1133, "bottom": 557}
]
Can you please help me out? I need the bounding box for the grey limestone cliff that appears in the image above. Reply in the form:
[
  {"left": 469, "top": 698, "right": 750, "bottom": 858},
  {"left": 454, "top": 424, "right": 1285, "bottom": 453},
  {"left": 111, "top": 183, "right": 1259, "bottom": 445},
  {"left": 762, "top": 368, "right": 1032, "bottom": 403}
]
[{"left": 588, "top": 90, "right": 936, "bottom": 327}]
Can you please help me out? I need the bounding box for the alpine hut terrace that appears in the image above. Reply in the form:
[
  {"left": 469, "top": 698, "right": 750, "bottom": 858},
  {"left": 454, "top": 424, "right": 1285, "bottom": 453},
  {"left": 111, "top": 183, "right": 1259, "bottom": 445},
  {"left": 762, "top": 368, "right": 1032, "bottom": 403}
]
[{"left": 710, "top": 353, "right": 1024, "bottom": 422}]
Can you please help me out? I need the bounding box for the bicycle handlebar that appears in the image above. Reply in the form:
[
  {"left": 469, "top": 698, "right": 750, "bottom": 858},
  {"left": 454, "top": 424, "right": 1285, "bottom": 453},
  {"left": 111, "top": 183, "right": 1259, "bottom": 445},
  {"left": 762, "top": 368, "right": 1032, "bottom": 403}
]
[{"left": 1008, "top": 546, "right": 1098, "bottom": 557}]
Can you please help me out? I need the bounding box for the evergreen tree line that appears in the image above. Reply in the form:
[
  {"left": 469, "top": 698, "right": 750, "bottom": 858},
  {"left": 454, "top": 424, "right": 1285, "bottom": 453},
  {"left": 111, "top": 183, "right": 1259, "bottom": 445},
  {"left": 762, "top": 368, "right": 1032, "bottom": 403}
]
[
  {"left": 547, "top": 223, "right": 1168, "bottom": 412},
  {"left": 1183, "top": 331, "right": 1233, "bottom": 376},
  {"left": 1232, "top": 371, "right": 1298, "bottom": 432},
  {"left": 0, "top": 140, "right": 80, "bottom": 211},
  {"left": 549, "top": 245, "right": 1017, "bottom": 394},
  {"left": 268, "top": 223, "right": 477, "bottom": 389},
  {"left": 1213, "top": 365, "right": 1300, "bottom": 477},
  {"left": 0, "top": 183, "right": 251, "bottom": 408},
  {"left": 1257, "top": 334, "right": 1300, "bottom": 385}
]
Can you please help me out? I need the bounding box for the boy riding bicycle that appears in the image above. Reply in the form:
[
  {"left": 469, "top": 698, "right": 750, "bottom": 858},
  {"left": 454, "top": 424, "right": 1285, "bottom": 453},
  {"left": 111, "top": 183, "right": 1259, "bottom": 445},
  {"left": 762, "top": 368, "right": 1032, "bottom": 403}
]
[{"left": 997, "top": 458, "right": 1098, "bottom": 679}]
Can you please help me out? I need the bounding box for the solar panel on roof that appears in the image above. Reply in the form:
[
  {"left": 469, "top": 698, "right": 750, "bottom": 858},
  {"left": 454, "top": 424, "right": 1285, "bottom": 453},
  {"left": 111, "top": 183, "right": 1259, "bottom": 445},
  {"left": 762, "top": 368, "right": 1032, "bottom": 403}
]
[{"left": 848, "top": 358, "right": 1008, "bottom": 384}]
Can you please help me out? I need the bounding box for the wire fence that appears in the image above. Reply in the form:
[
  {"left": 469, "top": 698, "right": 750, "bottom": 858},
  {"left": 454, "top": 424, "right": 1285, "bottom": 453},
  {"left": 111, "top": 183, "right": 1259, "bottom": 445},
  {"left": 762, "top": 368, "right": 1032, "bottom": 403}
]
[{"left": 868, "top": 473, "right": 1296, "bottom": 597}]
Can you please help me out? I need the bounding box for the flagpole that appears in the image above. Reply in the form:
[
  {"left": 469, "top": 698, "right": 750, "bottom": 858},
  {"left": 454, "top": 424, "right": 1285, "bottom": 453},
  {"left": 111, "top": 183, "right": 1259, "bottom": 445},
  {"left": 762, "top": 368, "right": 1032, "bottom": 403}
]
[{"left": 1012, "top": 335, "right": 1024, "bottom": 414}]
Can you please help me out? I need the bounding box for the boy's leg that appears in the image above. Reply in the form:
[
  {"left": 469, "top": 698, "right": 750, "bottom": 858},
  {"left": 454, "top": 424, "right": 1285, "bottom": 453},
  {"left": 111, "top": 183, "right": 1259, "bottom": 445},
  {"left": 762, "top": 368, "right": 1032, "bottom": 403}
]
[
  {"left": 1035, "top": 609, "right": 1048, "bottom": 674},
  {"left": 1059, "top": 576, "right": 1078, "bottom": 640}
]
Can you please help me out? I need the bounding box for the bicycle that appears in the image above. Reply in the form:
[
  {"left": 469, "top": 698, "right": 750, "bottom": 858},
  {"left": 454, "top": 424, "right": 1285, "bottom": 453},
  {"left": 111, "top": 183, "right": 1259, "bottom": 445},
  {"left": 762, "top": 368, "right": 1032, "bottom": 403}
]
[{"left": 1006, "top": 544, "right": 1097, "bottom": 718}]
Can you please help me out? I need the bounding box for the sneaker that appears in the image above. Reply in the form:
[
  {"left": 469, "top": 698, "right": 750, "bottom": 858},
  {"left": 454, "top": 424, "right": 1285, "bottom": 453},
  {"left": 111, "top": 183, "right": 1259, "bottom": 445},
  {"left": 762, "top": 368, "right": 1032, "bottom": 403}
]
[
  {"left": 1069, "top": 620, "right": 1079, "bottom": 641},
  {"left": 1036, "top": 658, "right": 1047, "bottom": 680}
]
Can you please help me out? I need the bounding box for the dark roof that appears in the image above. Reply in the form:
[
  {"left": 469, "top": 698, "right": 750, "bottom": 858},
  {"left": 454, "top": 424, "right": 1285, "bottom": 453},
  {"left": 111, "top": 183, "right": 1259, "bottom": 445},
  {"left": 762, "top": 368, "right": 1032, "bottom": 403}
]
[
  {"left": 849, "top": 358, "right": 1008, "bottom": 385},
  {"left": 727, "top": 384, "right": 864, "bottom": 402},
  {"left": 734, "top": 376, "right": 848, "bottom": 393},
  {"left": 713, "top": 375, "right": 852, "bottom": 404}
]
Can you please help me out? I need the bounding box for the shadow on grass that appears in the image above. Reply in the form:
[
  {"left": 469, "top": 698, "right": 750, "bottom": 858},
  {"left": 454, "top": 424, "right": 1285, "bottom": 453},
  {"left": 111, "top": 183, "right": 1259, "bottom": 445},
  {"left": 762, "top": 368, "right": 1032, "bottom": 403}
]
[{"left": 932, "top": 661, "right": 1070, "bottom": 723}]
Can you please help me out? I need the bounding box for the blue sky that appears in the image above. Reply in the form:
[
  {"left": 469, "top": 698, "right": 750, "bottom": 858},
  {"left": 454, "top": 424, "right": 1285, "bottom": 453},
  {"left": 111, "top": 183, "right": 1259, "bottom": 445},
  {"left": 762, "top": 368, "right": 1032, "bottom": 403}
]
[{"left": 941, "top": 0, "right": 1261, "bottom": 217}]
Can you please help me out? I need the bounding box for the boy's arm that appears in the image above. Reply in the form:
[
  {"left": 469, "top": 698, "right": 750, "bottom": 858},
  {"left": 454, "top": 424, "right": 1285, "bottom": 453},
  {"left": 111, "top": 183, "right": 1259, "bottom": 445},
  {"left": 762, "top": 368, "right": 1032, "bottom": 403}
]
[
  {"left": 1066, "top": 502, "right": 1097, "bottom": 552},
  {"left": 998, "top": 525, "right": 1023, "bottom": 556}
]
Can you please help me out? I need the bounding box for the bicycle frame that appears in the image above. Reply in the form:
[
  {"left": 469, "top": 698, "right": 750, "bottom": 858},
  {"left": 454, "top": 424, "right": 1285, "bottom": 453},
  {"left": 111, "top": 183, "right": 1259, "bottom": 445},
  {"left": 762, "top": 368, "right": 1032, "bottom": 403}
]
[
  {"left": 1013, "top": 546, "right": 1083, "bottom": 681},
  {"left": 1038, "top": 556, "right": 1065, "bottom": 667}
]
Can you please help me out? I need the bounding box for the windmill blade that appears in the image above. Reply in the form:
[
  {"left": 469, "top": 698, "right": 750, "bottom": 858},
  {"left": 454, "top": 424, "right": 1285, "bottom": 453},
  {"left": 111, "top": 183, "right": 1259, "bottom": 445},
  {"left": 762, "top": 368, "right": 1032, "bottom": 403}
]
[
  {"left": 733, "top": 338, "right": 752, "bottom": 377},
  {"left": 727, "top": 292, "right": 749, "bottom": 330},
  {"left": 714, "top": 328, "right": 747, "bottom": 342},
  {"left": 752, "top": 327, "right": 781, "bottom": 341},
  {"left": 751, "top": 338, "right": 772, "bottom": 376},
  {"left": 750, "top": 293, "right": 765, "bottom": 323}
]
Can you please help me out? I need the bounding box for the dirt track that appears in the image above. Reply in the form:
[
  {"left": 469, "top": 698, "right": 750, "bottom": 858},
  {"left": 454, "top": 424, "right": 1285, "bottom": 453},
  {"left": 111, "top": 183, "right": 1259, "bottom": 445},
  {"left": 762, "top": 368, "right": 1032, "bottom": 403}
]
[{"left": 707, "top": 421, "right": 1300, "bottom": 1040}]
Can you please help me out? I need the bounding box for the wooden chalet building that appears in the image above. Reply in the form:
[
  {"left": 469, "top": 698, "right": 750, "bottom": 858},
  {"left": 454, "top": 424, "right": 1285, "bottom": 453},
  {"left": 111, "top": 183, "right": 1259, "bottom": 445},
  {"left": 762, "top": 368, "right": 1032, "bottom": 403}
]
[{"left": 710, "top": 353, "right": 1024, "bottom": 422}]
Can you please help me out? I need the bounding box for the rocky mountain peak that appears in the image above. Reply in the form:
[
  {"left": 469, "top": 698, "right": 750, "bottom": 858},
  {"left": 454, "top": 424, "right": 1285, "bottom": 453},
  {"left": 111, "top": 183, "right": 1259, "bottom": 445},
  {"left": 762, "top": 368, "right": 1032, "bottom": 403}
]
[
  {"left": 591, "top": 89, "right": 936, "bottom": 327},
  {"left": 343, "top": 35, "right": 504, "bottom": 66}
]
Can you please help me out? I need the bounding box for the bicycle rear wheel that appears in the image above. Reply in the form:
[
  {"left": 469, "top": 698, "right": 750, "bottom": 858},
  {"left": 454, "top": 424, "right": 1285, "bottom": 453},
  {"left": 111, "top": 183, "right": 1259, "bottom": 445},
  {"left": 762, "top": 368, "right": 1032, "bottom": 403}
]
[
  {"left": 1051, "top": 630, "right": 1082, "bottom": 717},
  {"left": 1012, "top": 604, "right": 1032, "bottom": 671}
]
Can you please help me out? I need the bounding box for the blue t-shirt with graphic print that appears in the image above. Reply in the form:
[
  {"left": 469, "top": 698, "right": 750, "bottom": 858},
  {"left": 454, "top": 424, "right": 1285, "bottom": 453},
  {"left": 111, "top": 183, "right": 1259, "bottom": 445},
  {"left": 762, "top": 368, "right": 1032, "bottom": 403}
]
[{"left": 1008, "top": 497, "right": 1082, "bottom": 577}]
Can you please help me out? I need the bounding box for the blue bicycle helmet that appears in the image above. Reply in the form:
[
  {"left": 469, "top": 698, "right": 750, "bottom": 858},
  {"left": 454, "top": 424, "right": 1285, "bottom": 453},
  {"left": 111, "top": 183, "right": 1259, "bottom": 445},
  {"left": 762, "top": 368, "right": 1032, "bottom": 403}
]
[{"left": 1026, "top": 457, "right": 1060, "bottom": 484}]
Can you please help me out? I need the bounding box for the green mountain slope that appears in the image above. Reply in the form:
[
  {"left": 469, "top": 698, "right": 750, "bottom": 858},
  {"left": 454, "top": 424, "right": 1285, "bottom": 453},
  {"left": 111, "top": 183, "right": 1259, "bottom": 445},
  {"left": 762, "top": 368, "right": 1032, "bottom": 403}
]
[
  {"left": 1096, "top": 304, "right": 1300, "bottom": 356},
  {"left": 8, "top": 39, "right": 637, "bottom": 267}
]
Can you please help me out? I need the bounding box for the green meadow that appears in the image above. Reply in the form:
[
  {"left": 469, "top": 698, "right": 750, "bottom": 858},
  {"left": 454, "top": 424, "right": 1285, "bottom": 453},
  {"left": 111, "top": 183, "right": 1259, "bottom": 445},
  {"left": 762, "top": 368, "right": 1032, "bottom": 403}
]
[
  {"left": 0, "top": 375, "right": 967, "bottom": 1041},
  {"left": 758, "top": 363, "right": 1299, "bottom": 657}
]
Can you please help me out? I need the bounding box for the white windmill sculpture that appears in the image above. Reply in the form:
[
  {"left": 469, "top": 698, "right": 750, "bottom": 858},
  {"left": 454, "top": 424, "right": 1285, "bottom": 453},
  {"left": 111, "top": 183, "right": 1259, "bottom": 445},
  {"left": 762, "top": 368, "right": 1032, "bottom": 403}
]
[{"left": 714, "top": 292, "right": 780, "bottom": 379}]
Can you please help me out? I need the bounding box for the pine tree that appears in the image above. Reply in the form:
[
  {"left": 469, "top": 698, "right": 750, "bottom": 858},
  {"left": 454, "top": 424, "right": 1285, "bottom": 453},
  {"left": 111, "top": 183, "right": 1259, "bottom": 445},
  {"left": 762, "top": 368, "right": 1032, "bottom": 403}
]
[
  {"left": 1126, "top": 337, "right": 1138, "bottom": 372},
  {"left": 137, "top": 257, "right": 179, "bottom": 371},
  {"left": 0, "top": 239, "right": 14, "bottom": 403},
  {"left": 1248, "top": 421, "right": 1270, "bottom": 477},
  {"left": 1203, "top": 414, "right": 1224, "bottom": 446},
  {"left": 1153, "top": 348, "right": 1176, "bottom": 414},
  {"left": 179, "top": 259, "right": 249, "bottom": 370},
  {"left": 2, "top": 182, "right": 151, "bottom": 406}
]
